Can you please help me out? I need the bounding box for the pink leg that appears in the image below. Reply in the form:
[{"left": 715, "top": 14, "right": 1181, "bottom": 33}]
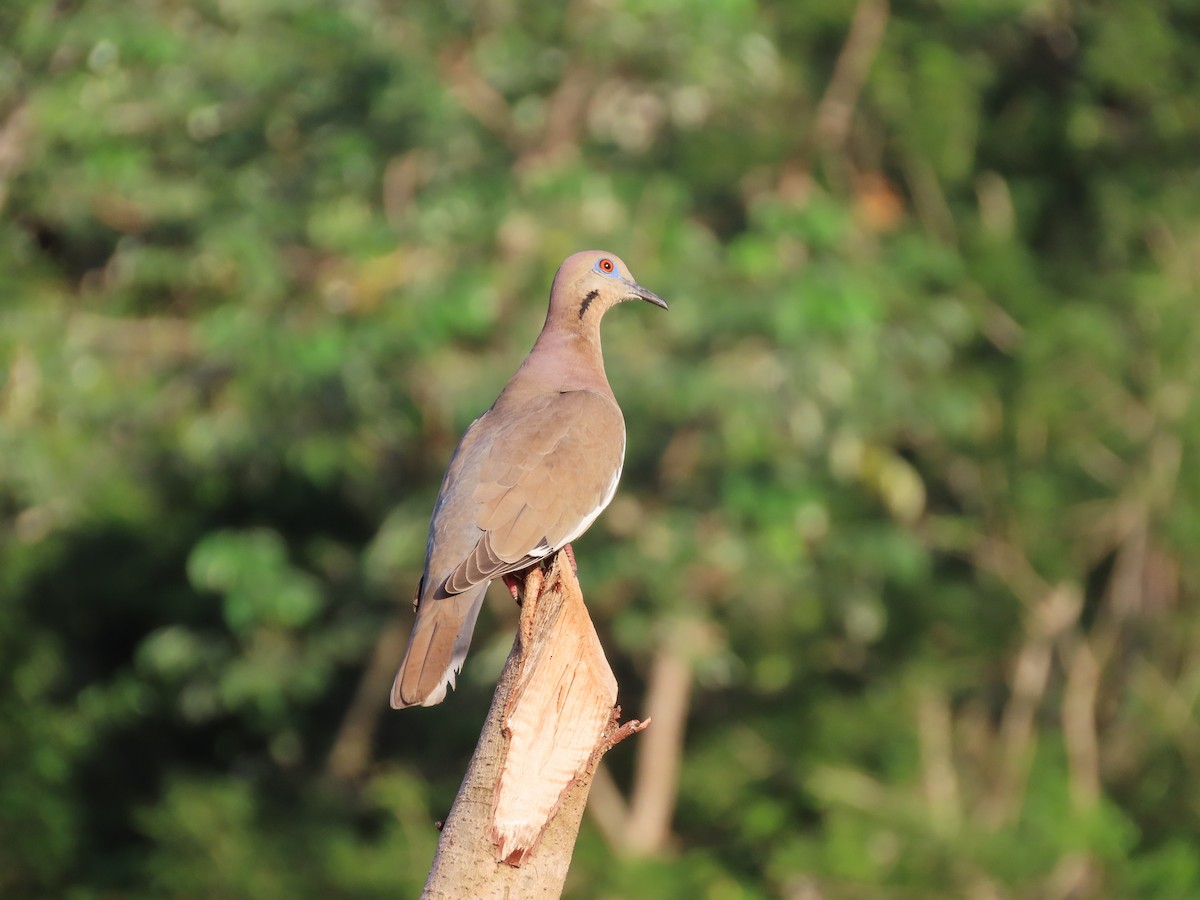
[
  {"left": 562, "top": 542, "right": 578, "bottom": 573},
  {"left": 502, "top": 573, "right": 522, "bottom": 603}
]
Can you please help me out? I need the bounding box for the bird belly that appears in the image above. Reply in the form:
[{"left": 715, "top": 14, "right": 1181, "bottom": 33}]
[{"left": 554, "top": 434, "right": 625, "bottom": 550}]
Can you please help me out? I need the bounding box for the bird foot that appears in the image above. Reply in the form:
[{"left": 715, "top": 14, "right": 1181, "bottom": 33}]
[
  {"left": 562, "top": 542, "right": 577, "bottom": 574},
  {"left": 502, "top": 573, "right": 523, "bottom": 606}
]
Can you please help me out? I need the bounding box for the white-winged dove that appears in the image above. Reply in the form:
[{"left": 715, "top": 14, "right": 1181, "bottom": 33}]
[{"left": 391, "top": 250, "right": 667, "bottom": 709}]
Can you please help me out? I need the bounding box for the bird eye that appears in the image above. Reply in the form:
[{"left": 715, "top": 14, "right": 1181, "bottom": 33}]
[{"left": 597, "top": 258, "right": 615, "bottom": 275}]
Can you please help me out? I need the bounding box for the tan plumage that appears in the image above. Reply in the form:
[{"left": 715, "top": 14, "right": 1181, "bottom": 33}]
[{"left": 391, "top": 251, "right": 667, "bottom": 708}]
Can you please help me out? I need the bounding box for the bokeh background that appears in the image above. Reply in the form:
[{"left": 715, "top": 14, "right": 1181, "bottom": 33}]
[{"left": 3, "top": 1, "right": 1200, "bottom": 897}]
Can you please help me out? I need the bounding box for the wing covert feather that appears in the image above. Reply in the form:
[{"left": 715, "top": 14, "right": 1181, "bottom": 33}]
[{"left": 440, "top": 390, "right": 624, "bottom": 595}]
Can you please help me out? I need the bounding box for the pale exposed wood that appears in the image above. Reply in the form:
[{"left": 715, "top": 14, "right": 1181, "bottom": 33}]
[
  {"left": 422, "top": 551, "right": 646, "bottom": 898},
  {"left": 491, "top": 559, "right": 619, "bottom": 863}
]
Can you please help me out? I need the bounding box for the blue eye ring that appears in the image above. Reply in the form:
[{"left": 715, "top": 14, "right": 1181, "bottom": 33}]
[{"left": 595, "top": 257, "right": 618, "bottom": 277}]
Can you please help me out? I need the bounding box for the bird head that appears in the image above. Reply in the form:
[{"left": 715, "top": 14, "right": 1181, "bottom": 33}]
[{"left": 547, "top": 250, "right": 668, "bottom": 329}]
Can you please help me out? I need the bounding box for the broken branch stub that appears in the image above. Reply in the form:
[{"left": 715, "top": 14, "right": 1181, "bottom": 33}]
[{"left": 422, "top": 551, "right": 646, "bottom": 898}]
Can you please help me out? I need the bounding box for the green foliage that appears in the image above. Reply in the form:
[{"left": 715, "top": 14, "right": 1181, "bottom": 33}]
[{"left": 3, "top": 0, "right": 1200, "bottom": 896}]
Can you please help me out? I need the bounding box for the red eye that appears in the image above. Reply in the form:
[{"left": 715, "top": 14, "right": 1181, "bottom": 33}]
[{"left": 599, "top": 258, "right": 614, "bottom": 272}]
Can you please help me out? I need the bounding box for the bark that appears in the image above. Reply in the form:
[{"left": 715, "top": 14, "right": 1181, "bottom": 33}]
[{"left": 422, "top": 551, "right": 646, "bottom": 899}]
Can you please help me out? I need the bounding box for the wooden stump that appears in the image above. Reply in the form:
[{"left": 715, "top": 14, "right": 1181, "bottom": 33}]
[{"left": 422, "top": 551, "right": 647, "bottom": 898}]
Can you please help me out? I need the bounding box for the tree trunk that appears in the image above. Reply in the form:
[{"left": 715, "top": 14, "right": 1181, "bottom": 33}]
[{"left": 422, "top": 551, "right": 646, "bottom": 899}]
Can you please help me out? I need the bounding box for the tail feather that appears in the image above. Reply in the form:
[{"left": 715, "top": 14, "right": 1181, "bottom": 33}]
[{"left": 391, "top": 583, "right": 488, "bottom": 708}]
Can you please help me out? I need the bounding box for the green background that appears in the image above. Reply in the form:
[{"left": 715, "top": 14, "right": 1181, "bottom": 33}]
[{"left": 3, "top": 1, "right": 1199, "bottom": 896}]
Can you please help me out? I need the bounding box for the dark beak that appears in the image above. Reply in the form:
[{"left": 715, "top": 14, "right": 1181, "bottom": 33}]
[{"left": 622, "top": 279, "right": 669, "bottom": 310}]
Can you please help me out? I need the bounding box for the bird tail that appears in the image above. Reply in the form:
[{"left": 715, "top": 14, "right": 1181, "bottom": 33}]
[{"left": 390, "top": 583, "right": 488, "bottom": 708}]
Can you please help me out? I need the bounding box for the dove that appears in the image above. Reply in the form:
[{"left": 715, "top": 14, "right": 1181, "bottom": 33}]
[{"left": 391, "top": 251, "right": 666, "bottom": 708}]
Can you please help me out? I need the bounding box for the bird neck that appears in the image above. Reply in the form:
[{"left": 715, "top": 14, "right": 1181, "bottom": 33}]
[{"left": 524, "top": 326, "right": 612, "bottom": 395}]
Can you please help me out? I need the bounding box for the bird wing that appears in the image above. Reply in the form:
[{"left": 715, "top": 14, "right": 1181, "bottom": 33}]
[{"left": 439, "top": 389, "right": 625, "bottom": 596}]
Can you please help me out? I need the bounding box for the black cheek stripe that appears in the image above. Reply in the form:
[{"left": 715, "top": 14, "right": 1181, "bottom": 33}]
[{"left": 579, "top": 289, "right": 599, "bottom": 319}]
